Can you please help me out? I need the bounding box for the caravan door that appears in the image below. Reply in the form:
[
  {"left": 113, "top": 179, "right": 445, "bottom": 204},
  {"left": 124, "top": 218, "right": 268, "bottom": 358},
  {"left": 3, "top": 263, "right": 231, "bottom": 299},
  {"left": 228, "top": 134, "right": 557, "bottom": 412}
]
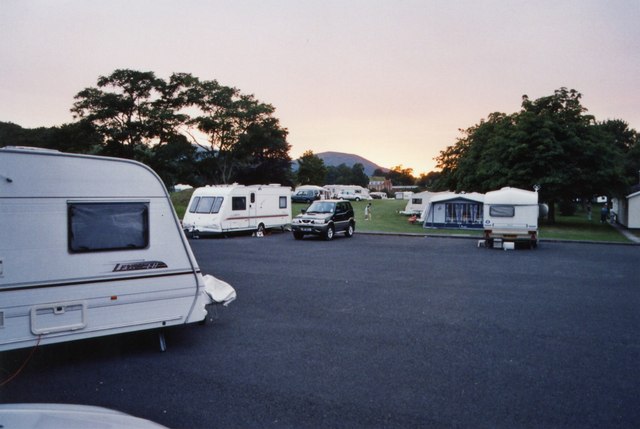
[
  {"left": 247, "top": 192, "right": 257, "bottom": 229},
  {"left": 227, "top": 194, "right": 250, "bottom": 231}
]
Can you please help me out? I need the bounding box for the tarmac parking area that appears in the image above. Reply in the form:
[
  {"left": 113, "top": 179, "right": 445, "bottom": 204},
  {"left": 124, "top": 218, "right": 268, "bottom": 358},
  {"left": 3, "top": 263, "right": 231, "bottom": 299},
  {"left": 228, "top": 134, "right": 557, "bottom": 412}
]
[{"left": 3, "top": 233, "right": 639, "bottom": 428}]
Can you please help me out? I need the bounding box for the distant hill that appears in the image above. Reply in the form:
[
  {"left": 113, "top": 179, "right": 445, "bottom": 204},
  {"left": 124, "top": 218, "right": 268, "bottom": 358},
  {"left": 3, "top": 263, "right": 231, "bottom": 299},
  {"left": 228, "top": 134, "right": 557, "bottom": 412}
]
[{"left": 294, "top": 151, "right": 388, "bottom": 176}]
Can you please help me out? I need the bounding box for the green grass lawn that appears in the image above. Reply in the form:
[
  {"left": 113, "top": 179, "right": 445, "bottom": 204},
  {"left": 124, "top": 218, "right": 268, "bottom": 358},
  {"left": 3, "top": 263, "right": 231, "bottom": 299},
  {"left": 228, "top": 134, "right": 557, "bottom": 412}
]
[
  {"left": 539, "top": 207, "right": 630, "bottom": 243},
  {"left": 171, "top": 190, "right": 634, "bottom": 243}
]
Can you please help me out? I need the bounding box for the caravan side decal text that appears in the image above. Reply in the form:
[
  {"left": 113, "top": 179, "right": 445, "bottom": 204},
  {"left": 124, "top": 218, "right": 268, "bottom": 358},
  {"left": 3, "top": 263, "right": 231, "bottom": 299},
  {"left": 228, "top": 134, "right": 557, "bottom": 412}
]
[{"left": 113, "top": 261, "right": 168, "bottom": 272}]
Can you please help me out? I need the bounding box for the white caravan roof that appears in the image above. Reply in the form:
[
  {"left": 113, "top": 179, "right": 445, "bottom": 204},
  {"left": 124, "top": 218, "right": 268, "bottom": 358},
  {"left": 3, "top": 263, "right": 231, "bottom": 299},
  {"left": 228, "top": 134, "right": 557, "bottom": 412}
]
[
  {"left": 295, "top": 185, "right": 325, "bottom": 191},
  {"left": 1, "top": 147, "right": 166, "bottom": 198},
  {"left": 484, "top": 187, "right": 538, "bottom": 205},
  {"left": 193, "top": 184, "right": 290, "bottom": 196}
]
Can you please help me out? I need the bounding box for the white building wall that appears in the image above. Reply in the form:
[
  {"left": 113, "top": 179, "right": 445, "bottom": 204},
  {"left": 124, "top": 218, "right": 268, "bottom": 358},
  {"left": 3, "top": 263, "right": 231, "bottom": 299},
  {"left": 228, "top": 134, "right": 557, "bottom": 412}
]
[{"left": 628, "top": 193, "right": 640, "bottom": 229}]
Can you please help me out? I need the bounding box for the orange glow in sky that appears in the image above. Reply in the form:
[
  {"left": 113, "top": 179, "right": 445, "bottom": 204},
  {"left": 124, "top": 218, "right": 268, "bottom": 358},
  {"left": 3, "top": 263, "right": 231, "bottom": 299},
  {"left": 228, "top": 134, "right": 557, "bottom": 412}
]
[{"left": 1, "top": 1, "right": 639, "bottom": 175}]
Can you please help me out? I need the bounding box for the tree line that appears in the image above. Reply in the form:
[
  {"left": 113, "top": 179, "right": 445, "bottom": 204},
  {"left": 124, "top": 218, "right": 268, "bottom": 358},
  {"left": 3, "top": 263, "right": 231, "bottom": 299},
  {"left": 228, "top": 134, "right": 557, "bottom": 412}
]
[
  {"left": 1, "top": 78, "right": 638, "bottom": 210},
  {"left": 0, "top": 69, "right": 294, "bottom": 189}
]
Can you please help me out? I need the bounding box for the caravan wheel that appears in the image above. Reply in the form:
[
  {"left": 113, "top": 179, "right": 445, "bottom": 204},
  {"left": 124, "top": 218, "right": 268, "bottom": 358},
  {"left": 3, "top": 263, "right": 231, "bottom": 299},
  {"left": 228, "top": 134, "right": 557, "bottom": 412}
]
[{"left": 257, "top": 223, "right": 265, "bottom": 234}]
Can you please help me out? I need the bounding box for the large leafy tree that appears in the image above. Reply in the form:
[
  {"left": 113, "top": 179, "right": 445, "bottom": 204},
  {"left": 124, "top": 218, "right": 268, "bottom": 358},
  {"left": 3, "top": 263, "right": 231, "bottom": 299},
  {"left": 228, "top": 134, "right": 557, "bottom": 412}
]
[
  {"left": 596, "top": 119, "right": 640, "bottom": 190},
  {"left": 71, "top": 70, "right": 165, "bottom": 159},
  {"left": 233, "top": 118, "right": 293, "bottom": 186},
  {"left": 386, "top": 165, "right": 416, "bottom": 186},
  {"left": 350, "top": 163, "right": 370, "bottom": 187},
  {"left": 435, "top": 88, "right": 631, "bottom": 221},
  {"left": 183, "top": 77, "right": 285, "bottom": 184},
  {"left": 296, "top": 150, "right": 327, "bottom": 185},
  {"left": 70, "top": 69, "right": 293, "bottom": 187}
]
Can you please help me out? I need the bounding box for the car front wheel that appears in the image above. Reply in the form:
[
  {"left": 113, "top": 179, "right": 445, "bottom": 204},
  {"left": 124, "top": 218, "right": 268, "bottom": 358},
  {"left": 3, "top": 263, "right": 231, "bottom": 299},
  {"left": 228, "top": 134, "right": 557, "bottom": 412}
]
[
  {"left": 293, "top": 231, "right": 304, "bottom": 240},
  {"left": 324, "top": 226, "right": 335, "bottom": 241}
]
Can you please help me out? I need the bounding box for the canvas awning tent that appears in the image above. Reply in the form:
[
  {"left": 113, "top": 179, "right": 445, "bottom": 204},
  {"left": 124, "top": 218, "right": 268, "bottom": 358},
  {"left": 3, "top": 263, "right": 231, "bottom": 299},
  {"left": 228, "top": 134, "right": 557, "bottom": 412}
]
[{"left": 422, "top": 192, "right": 485, "bottom": 229}]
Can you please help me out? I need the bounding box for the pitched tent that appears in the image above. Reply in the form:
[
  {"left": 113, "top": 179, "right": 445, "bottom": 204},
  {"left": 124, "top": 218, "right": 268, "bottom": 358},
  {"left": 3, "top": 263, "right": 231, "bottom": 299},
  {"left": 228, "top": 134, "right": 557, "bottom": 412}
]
[{"left": 422, "top": 192, "right": 485, "bottom": 229}]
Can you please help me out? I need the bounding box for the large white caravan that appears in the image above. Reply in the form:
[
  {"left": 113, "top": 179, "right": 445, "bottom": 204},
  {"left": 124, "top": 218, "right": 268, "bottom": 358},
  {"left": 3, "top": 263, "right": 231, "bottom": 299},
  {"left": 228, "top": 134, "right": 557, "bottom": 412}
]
[
  {"left": 182, "top": 184, "right": 291, "bottom": 237},
  {"left": 483, "top": 187, "right": 542, "bottom": 248},
  {"left": 0, "top": 147, "right": 234, "bottom": 352}
]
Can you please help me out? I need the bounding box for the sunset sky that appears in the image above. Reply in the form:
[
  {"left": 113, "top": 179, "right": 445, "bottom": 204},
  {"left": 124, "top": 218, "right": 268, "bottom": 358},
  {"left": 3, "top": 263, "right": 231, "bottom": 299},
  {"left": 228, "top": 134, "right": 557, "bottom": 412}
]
[{"left": 1, "top": 0, "right": 639, "bottom": 174}]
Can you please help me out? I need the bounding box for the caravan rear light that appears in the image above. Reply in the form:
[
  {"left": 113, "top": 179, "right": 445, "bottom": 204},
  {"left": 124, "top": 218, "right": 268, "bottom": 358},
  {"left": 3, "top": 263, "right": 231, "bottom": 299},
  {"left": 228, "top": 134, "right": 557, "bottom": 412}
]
[{"left": 110, "top": 296, "right": 118, "bottom": 301}]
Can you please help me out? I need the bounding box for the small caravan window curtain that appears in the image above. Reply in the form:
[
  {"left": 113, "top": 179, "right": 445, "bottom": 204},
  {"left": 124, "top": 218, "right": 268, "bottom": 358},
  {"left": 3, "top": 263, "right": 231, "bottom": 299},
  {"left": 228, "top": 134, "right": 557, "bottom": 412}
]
[
  {"left": 489, "top": 205, "right": 515, "bottom": 217},
  {"left": 68, "top": 202, "right": 149, "bottom": 253}
]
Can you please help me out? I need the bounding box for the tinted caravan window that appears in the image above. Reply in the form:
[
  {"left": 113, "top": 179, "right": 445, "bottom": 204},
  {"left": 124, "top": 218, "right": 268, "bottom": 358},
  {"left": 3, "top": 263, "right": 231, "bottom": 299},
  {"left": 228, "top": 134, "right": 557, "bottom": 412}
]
[
  {"left": 232, "top": 197, "right": 246, "bottom": 211},
  {"left": 489, "top": 205, "right": 515, "bottom": 217},
  {"left": 68, "top": 202, "right": 149, "bottom": 253}
]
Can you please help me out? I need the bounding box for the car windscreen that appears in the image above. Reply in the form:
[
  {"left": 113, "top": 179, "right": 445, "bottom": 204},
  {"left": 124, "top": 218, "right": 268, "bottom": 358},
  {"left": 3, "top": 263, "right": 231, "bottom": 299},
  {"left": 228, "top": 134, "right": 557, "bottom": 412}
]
[{"left": 306, "top": 202, "right": 335, "bottom": 213}]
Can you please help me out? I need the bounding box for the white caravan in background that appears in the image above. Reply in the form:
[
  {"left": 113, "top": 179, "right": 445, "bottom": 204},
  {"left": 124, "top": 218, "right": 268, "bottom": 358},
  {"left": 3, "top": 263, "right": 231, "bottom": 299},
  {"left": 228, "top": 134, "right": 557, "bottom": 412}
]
[
  {"left": 400, "top": 191, "right": 439, "bottom": 216},
  {"left": 324, "top": 185, "right": 372, "bottom": 201},
  {"left": 182, "top": 184, "right": 291, "bottom": 237},
  {"left": 483, "top": 187, "right": 543, "bottom": 249},
  {"left": 0, "top": 147, "right": 235, "bottom": 352}
]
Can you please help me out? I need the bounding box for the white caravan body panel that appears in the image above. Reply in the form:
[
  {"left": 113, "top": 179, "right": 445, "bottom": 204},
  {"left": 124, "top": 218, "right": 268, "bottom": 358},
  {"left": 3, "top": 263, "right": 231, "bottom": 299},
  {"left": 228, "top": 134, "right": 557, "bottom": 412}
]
[{"left": 0, "top": 147, "right": 212, "bottom": 351}]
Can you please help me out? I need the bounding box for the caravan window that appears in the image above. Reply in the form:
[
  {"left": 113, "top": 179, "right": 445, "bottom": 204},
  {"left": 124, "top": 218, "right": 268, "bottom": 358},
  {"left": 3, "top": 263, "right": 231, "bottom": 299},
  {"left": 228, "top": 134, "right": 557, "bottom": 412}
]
[
  {"left": 68, "top": 202, "right": 149, "bottom": 253},
  {"left": 412, "top": 198, "right": 423, "bottom": 204},
  {"left": 211, "top": 197, "right": 223, "bottom": 213},
  {"left": 192, "top": 196, "right": 223, "bottom": 214},
  {"left": 232, "top": 197, "right": 246, "bottom": 211},
  {"left": 279, "top": 196, "right": 287, "bottom": 209},
  {"left": 188, "top": 197, "right": 201, "bottom": 213},
  {"left": 489, "top": 205, "right": 515, "bottom": 217}
]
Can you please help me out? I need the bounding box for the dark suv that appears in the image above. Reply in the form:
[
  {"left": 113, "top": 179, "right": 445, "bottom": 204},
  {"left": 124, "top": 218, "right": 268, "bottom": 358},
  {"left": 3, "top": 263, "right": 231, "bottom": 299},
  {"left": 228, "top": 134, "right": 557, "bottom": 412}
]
[
  {"left": 291, "top": 189, "right": 321, "bottom": 203},
  {"left": 291, "top": 200, "right": 355, "bottom": 240}
]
